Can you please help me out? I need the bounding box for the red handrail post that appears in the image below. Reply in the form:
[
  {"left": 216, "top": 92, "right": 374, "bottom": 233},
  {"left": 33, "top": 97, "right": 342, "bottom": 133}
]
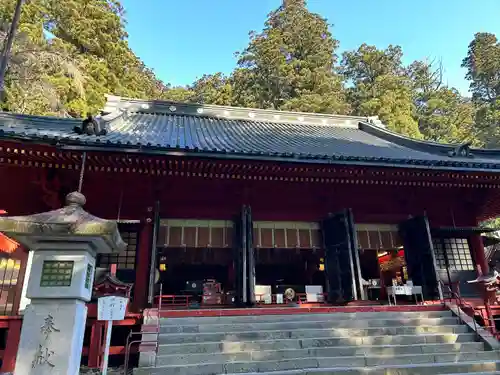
[
  {"left": 485, "top": 301, "right": 497, "bottom": 336},
  {"left": 88, "top": 320, "right": 105, "bottom": 368}
]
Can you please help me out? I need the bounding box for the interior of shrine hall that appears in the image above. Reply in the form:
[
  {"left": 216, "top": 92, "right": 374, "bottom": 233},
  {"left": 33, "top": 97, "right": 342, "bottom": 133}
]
[{"left": 147, "top": 217, "right": 478, "bottom": 307}]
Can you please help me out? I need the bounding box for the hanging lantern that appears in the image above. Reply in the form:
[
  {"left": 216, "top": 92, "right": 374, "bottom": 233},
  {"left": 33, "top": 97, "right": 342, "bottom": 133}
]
[{"left": 319, "top": 257, "right": 325, "bottom": 271}]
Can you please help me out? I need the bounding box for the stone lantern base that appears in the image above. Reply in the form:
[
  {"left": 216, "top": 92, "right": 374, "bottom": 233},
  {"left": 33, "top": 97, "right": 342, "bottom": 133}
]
[{"left": 16, "top": 299, "right": 87, "bottom": 375}]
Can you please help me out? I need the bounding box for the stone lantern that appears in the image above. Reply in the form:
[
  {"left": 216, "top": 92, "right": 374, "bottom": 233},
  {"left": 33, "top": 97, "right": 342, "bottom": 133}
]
[{"left": 0, "top": 192, "right": 126, "bottom": 375}]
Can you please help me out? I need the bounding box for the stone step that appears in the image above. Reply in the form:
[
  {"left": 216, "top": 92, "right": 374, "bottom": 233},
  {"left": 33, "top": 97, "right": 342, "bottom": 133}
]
[
  {"left": 157, "top": 310, "right": 452, "bottom": 326},
  {"left": 155, "top": 343, "right": 488, "bottom": 365},
  {"left": 235, "top": 364, "right": 500, "bottom": 375},
  {"left": 157, "top": 325, "right": 470, "bottom": 344},
  {"left": 157, "top": 341, "right": 484, "bottom": 357},
  {"left": 158, "top": 332, "right": 476, "bottom": 348},
  {"left": 134, "top": 355, "right": 500, "bottom": 375},
  {"left": 159, "top": 317, "right": 460, "bottom": 334}
]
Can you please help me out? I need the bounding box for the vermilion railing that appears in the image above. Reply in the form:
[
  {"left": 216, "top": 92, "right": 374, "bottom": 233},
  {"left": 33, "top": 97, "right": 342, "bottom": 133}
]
[
  {"left": 439, "top": 280, "right": 500, "bottom": 340},
  {"left": 155, "top": 294, "right": 193, "bottom": 307}
]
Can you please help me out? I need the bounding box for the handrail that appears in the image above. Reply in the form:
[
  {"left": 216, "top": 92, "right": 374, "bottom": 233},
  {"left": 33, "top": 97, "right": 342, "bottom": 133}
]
[
  {"left": 474, "top": 304, "right": 500, "bottom": 337},
  {"left": 123, "top": 283, "right": 163, "bottom": 374},
  {"left": 156, "top": 283, "right": 162, "bottom": 366},
  {"left": 439, "top": 280, "right": 480, "bottom": 340},
  {"left": 155, "top": 294, "right": 192, "bottom": 307}
]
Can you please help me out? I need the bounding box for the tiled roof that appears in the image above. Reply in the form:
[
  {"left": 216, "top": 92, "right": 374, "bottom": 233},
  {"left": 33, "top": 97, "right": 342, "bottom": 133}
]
[{"left": 0, "top": 95, "right": 500, "bottom": 171}]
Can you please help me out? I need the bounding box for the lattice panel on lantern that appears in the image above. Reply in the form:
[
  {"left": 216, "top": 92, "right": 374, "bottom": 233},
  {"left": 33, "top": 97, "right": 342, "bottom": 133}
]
[
  {"left": 158, "top": 220, "right": 234, "bottom": 248},
  {"left": 253, "top": 221, "right": 322, "bottom": 249},
  {"left": 40, "top": 260, "right": 74, "bottom": 287}
]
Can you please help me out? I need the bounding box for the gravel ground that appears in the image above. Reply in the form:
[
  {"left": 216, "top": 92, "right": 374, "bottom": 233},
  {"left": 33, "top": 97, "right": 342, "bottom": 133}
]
[{"left": 80, "top": 368, "right": 125, "bottom": 375}]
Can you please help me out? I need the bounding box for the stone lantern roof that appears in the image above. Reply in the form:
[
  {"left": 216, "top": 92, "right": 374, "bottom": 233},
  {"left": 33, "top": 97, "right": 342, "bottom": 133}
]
[{"left": 0, "top": 191, "right": 126, "bottom": 253}]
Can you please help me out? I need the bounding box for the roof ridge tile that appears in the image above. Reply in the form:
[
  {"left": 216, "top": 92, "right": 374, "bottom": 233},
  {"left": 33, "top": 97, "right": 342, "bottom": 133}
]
[
  {"left": 102, "top": 94, "right": 367, "bottom": 128},
  {"left": 1, "top": 100, "right": 500, "bottom": 172}
]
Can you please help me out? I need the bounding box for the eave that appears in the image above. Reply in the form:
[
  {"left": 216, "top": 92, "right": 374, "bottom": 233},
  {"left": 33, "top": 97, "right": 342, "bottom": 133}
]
[
  {"left": 57, "top": 141, "right": 500, "bottom": 174},
  {"left": 2, "top": 139, "right": 500, "bottom": 193}
]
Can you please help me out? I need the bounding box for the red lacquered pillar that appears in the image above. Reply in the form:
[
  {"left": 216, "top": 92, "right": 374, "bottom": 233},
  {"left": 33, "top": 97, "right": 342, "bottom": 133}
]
[
  {"left": 133, "top": 211, "right": 154, "bottom": 312},
  {"left": 87, "top": 320, "right": 105, "bottom": 368},
  {"left": 470, "top": 234, "right": 488, "bottom": 275},
  {"left": 1, "top": 318, "right": 22, "bottom": 372}
]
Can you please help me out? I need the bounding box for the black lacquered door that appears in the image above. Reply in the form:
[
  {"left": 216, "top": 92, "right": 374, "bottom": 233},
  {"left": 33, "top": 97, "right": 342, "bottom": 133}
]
[
  {"left": 232, "top": 209, "right": 245, "bottom": 306},
  {"left": 233, "top": 205, "right": 255, "bottom": 306},
  {"left": 245, "top": 206, "right": 256, "bottom": 306},
  {"left": 322, "top": 209, "right": 358, "bottom": 304},
  {"left": 399, "top": 216, "right": 440, "bottom": 300}
]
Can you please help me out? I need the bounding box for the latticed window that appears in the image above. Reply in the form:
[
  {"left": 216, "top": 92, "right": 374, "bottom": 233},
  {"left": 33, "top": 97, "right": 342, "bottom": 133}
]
[
  {"left": 97, "top": 227, "right": 139, "bottom": 270},
  {"left": 433, "top": 238, "right": 474, "bottom": 271},
  {"left": 0, "top": 257, "right": 22, "bottom": 315}
]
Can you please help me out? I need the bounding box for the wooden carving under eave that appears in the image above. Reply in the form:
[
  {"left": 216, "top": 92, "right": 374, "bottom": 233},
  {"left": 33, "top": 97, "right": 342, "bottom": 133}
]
[{"left": 93, "top": 273, "right": 133, "bottom": 298}]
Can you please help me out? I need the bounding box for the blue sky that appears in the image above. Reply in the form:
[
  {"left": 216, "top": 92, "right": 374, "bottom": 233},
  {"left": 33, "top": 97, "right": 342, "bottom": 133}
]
[{"left": 121, "top": 0, "right": 500, "bottom": 96}]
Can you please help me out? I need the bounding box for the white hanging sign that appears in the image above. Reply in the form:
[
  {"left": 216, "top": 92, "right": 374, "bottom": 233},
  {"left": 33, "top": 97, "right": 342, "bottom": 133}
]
[
  {"left": 98, "top": 295, "right": 128, "bottom": 321},
  {"left": 98, "top": 296, "right": 128, "bottom": 375}
]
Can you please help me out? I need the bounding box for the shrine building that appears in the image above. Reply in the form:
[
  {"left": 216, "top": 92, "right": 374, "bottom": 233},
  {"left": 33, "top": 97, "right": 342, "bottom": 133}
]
[{"left": 0, "top": 95, "right": 499, "bottom": 369}]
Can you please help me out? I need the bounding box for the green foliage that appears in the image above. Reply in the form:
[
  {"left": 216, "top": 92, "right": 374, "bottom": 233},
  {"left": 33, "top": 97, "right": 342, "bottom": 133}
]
[
  {"left": 359, "top": 75, "right": 421, "bottom": 138},
  {"left": 340, "top": 44, "right": 420, "bottom": 138},
  {"left": 341, "top": 44, "right": 404, "bottom": 84},
  {"left": 161, "top": 86, "right": 194, "bottom": 103},
  {"left": 0, "top": 0, "right": 167, "bottom": 116},
  {"left": 417, "top": 87, "right": 477, "bottom": 144},
  {"left": 190, "top": 73, "right": 232, "bottom": 106},
  {"left": 409, "top": 60, "right": 478, "bottom": 145},
  {"left": 474, "top": 103, "right": 500, "bottom": 148},
  {"left": 462, "top": 33, "right": 500, "bottom": 148},
  {"left": 230, "top": 0, "right": 348, "bottom": 114},
  {"left": 480, "top": 217, "right": 500, "bottom": 238},
  {"left": 462, "top": 33, "right": 500, "bottom": 105}
]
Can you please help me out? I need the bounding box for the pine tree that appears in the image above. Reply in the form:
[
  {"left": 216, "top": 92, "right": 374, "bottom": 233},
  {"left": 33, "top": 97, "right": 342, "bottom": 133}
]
[
  {"left": 190, "top": 73, "right": 232, "bottom": 105},
  {"left": 341, "top": 44, "right": 421, "bottom": 138},
  {"left": 462, "top": 32, "right": 500, "bottom": 148},
  {"left": 0, "top": 0, "right": 168, "bottom": 116},
  {"left": 231, "top": 0, "right": 348, "bottom": 114},
  {"left": 409, "top": 60, "right": 478, "bottom": 145}
]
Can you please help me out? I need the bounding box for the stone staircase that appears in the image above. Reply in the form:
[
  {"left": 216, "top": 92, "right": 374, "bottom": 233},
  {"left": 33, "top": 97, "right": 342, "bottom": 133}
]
[{"left": 136, "top": 309, "right": 500, "bottom": 375}]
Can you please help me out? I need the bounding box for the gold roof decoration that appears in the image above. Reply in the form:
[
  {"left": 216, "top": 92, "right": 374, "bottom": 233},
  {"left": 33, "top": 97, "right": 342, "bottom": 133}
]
[{"left": 0, "top": 192, "right": 126, "bottom": 254}]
